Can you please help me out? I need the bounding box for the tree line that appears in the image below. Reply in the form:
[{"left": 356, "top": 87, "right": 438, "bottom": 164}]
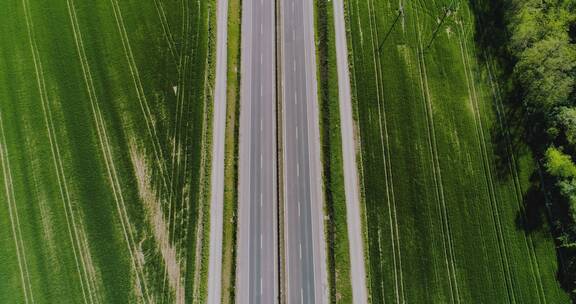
[{"left": 506, "top": 0, "right": 576, "bottom": 297}]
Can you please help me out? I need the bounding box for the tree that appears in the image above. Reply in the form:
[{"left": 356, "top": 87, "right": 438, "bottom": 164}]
[
  {"left": 556, "top": 107, "right": 576, "bottom": 145},
  {"left": 558, "top": 179, "right": 576, "bottom": 222},
  {"left": 515, "top": 37, "right": 576, "bottom": 111},
  {"left": 545, "top": 147, "right": 576, "bottom": 178}
]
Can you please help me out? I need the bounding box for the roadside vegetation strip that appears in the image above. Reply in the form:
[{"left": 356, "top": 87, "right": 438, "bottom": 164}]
[
  {"left": 314, "top": 0, "right": 355, "bottom": 302},
  {"left": 200, "top": 6, "right": 217, "bottom": 300},
  {"left": 216, "top": 0, "right": 241, "bottom": 304},
  {"left": 219, "top": 0, "right": 241, "bottom": 301},
  {"left": 0, "top": 112, "right": 34, "bottom": 304}
]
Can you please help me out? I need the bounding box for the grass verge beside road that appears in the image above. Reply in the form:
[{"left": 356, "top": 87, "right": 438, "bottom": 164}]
[
  {"left": 194, "top": 1, "right": 217, "bottom": 302},
  {"left": 314, "top": 0, "right": 353, "bottom": 302},
  {"left": 221, "top": 0, "right": 242, "bottom": 301}
]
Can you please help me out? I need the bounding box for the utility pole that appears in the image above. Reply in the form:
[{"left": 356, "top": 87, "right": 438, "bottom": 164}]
[
  {"left": 425, "top": 0, "right": 458, "bottom": 50},
  {"left": 378, "top": 5, "right": 404, "bottom": 54}
]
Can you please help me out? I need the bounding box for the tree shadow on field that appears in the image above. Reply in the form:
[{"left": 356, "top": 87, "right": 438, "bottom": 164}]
[
  {"left": 516, "top": 169, "right": 576, "bottom": 299},
  {"left": 468, "top": 0, "right": 524, "bottom": 180},
  {"left": 470, "top": 0, "right": 576, "bottom": 299},
  {"left": 489, "top": 91, "right": 531, "bottom": 180},
  {"left": 468, "top": 0, "right": 512, "bottom": 71},
  {"left": 516, "top": 173, "right": 547, "bottom": 234}
]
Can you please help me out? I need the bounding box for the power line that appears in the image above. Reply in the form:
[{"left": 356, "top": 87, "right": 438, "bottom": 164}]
[
  {"left": 425, "top": 0, "right": 459, "bottom": 50},
  {"left": 378, "top": 5, "right": 404, "bottom": 54}
]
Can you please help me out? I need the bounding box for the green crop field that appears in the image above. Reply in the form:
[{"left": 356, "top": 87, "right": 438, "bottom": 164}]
[
  {"left": 0, "top": 0, "right": 214, "bottom": 303},
  {"left": 345, "top": 0, "right": 569, "bottom": 302}
]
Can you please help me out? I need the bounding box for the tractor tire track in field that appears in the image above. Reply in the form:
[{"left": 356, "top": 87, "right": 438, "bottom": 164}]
[
  {"left": 129, "top": 143, "right": 186, "bottom": 304},
  {"left": 107, "top": 1, "right": 203, "bottom": 299},
  {"left": 413, "top": 3, "right": 461, "bottom": 303},
  {"left": 169, "top": 0, "right": 191, "bottom": 250},
  {"left": 66, "top": 0, "right": 153, "bottom": 301},
  {"left": 168, "top": 0, "right": 188, "bottom": 226},
  {"left": 456, "top": 17, "right": 517, "bottom": 304},
  {"left": 484, "top": 57, "right": 547, "bottom": 303},
  {"left": 152, "top": 0, "right": 179, "bottom": 62},
  {"left": 175, "top": 2, "right": 210, "bottom": 300},
  {"left": 364, "top": 0, "right": 406, "bottom": 302},
  {"left": 165, "top": 0, "right": 192, "bottom": 298},
  {"left": 109, "top": 0, "right": 173, "bottom": 202},
  {"left": 459, "top": 14, "right": 547, "bottom": 303},
  {"left": 0, "top": 112, "right": 35, "bottom": 304},
  {"left": 21, "top": 1, "right": 104, "bottom": 302}
]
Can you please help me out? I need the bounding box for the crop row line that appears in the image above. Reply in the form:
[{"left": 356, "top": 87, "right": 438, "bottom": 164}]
[
  {"left": 66, "top": 0, "right": 152, "bottom": 301},
  {"left": 413, "top": 4, "right": 461, "bottom": 303},
  {"left": 456, "top": 17, "right": 516, "bottom": 304}
]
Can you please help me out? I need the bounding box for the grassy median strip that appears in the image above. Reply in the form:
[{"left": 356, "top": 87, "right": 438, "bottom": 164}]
[
  {"left": 314, "top": 0, "right": 353, "bottom": 303},
  {"left": 221, "top": 0, "right": 242, "bottom": 301}
]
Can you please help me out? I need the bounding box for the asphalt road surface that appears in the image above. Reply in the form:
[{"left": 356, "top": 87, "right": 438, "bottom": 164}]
[
  {"left": 207, "top": 0, "right": 228, "bottom": 302},
  {"left": 236, "top": 0, "right": 278, "bottom": 302},
  {"left": 333, "top": 0, "right": 369, "bottom": 303},
  {"left": 280, "top": 0, "right": 328, "bottom": 303}
]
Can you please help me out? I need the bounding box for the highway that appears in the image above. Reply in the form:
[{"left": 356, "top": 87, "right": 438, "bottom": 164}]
[
  {"left": 280, "top": 0, "right": 328, "bottom": 303},
  {"left": 236, "top": 0, "right": 278, "bottom": 302}
]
